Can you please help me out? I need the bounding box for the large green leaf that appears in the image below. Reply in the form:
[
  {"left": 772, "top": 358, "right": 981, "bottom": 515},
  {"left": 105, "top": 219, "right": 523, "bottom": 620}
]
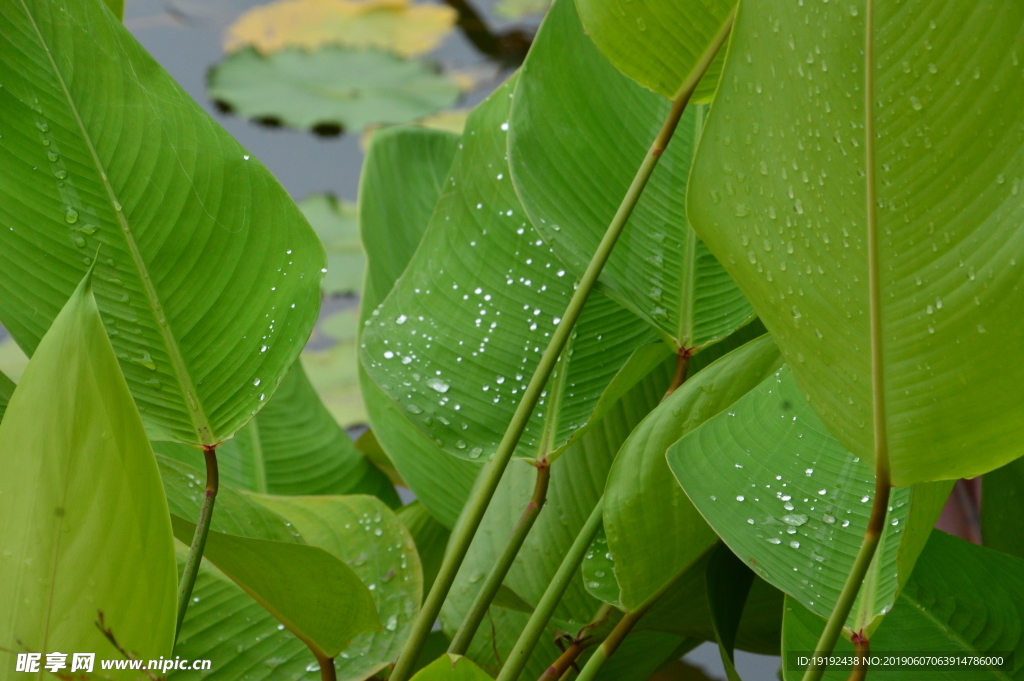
[
  {"left": 209, "top": 47, "right": 461, "bottom": 133},
  {"left": 361, "top": 75, "right": 657, "bottom": 464},
  {"left": 781, "top": 531, "right": 1024, "bottom": 681},
  {"left": 411, "top": 654, "right": 494, "bottom": 681},
  {"left": 688, "top": 0, "right": 1024, "bottom": 485},
  {"left": 171, "top": 515, "right": 379, "bottom": 659},
  {"left": 508, "top": 0, "right": 753, "bottom": 353},
  {"left": 254, "top": 495, "right": 422, "bottom": 676},
  {"left": 300, "top": 193, "right": 363, "bottom": 296},
  {"left": 982, "top": 456, "right": 1024, "bottom": 561},
  {"left": 172, "top": 495, "right": 419, "bottom": 681},
  {"left": 357, "top": 124, "right": 480, "bottom": 528},
  {"left": 669, "top": 367, "right": 950, "bottom": 633},
  {"left": 605, "top": 334, "right": 782, "bottom": 611},
  {"left": 575, "top": 0, "right": 732, "bottom": 100},
  {"left": 0, "top": 274, "right": 176, "bottom": 668},
  {"left": 441, "top": 344, "right": 674, "bottom": 678},
  {"left": 156, "top": 361, "right": 397, "bottom": 503},
  {"left": 0, "top": 0, "right": 324, "bottom": 446}
]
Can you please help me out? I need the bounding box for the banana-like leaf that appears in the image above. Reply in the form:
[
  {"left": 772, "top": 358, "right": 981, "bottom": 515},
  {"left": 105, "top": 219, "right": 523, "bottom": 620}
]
[
  {"left": 357, "top": 124, "right": 481, "bottom": 528},
  {"left": 362, "top": 75, "right": 657, "bottom": 464},
  {"left": 781, "top": 531, "right": 1024, "bottom": 680},
  {"left": 397, "top": 501, "right": 450, "bottom": 597},
  {"left": 508, "top": 0, "right": 753, "bottom": 353},
  {"left": 0, "top": 273, "right": 176, "bottom": 668},
  {"left": 0, "top": 0, "right": 324, "bottom": 446},
  {"left": 0, "top": 369, "right": 15, "bottom": 422},
  {"left": 253, "top": 495, "right": 422, "bottom": 675},
  {"left": 156, "top": 361, "right": 397, "bottom": 503},
  {"left": 170, "top": 516, "right": 379, "bottom": 659},
  {"left": 688, "top": 0, "right": 1024, "bottom": 485},
  {"left": 172, "top": 497, "right": 418, "bottom": 681},
  {"left": 441, "top": 345, "right": 673, "bottom": 678},
  {"left": 605, "top": 334, "right": 782, "bottom": 611},
  {"left": 582, "top": 527, "right": 622, "bottom": 608},
  {"left": 669, "top": 367, "right": 951, "bottom": 633},
  {"left": 209, "top": 47, "right": 461, "bottom": 133},
  {"left": 981, "top": 456, "right": 1024, "bottom": 561},
  {"left": 575, "top": 0, "right": 732, "bottom": 100},
  {"left": 411, "top": 654, "right": 494, "bottom": 681}
]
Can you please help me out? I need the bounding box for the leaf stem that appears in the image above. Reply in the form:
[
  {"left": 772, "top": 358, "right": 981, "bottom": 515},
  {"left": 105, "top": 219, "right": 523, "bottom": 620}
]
[
  {"left": 494, "top": 498, "right": 604, "bottom": 681},
  {"left": 847, "top": 632, "right": 869, "bottom": 681},
  {"left": 318, "top": 655, "right": 337, "bottom": 681},
  {"left": 449, "top": 460, "right": 552, "bottom": 654},
  {"left": 536, "top": 604, "right": 612, "bottom": 681},
  {"left": 801, "top": 0, "right": 892, "bottom": 678},
  {"left": 664, "top": 347, "right": 692, "bottom": 398},
  {"left": 572, "top": 565, "right": 688, "bottom": 681},
  {"left": 387, "top": 24, "right": 707, "bottom": 678},
  {"left": 174, "top": 445, "right": 219, "bottom": 640}
]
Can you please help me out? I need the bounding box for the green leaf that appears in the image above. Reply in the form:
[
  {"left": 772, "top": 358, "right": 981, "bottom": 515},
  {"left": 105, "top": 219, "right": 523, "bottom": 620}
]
[
  {"left": 705, "top": 544, "right": 755, "bottom": 681},
  {"left": 156, "top": 361, "right": 397, "bottom": 503},
  {"left": 605, "top": 334, "right": 782, "bottom": 611},
  {"left": 411, "top": 654, "right": 494, "bottom": 681},
  {"left": 209, "top": 47, "right": 461, "bottom": 133},
  {"left": 508, "top": 0, "right": 752, "bottom": 352},
  {"left": 575, "top": 0, "right": 732, "bottom": 100},
  {"left": 0, "top": 368, "right": 15, "bottom": 423},
  {"left": 357, "top": 124, "right": 480, "bottom": 528},
  {"left": 0, "top": 274, "right": 176, "bottom": 666},
  {"left": 441, "top": 345, "right": 673, "bottom": 678},
  {"left": 582, "top": 527, "right": 622, "bottom": 608},
  {"left": 170, "top": 515, "right": 379, "bottom": 659},
  {"left": 688, "top": 0, "right": 1024, "bottom": 485},
  {"left": 668, "top": 367, "right": 951, "bottom": 633},
  {"left": 981, "top": 456, "right": 1024, "bottom": 561},
  {"left": 0, "top": 0, "right": 324, "bottom": 446},
  {"left": 397, "top": 501, "right": 451, "bottom": 597},
  {"left": 174, "top": 496, "right": 420, "bottom": 680},
  {"left": 300, "top": 194, "right": 363, "bottom": 296},
  {"left": 781, "top": 531, "right": 1024, "bottom": 681},
  {"left": 361, "top": 75, "right": 657, "bottom": 464},
  {"left": 356, "top": 428, "right": 406, "bottom": 486}
]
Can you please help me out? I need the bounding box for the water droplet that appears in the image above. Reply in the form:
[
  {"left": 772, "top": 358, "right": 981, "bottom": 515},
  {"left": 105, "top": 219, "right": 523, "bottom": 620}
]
[
  {"left": 910, "top": 96, "right": 923, "bottom": 111},
  {"left": 782, "top": 514, "right": 808, "bottom": 527},
  {"left": 789, "top": 540, "right": 801, "bottom": 549},
  {"left": 736, "top": 495, "right": 745, "bottom": 501},
  {"left": 427, "top": 377, "right": 450, "bottom": 393},
  {"left": 396, "top": 314, "right": 408, "bottom": 324},
  {"left": 767, "top": 537, "right": 782, "bottom": 544},
  {"left": 822, "top": 514, "right": 836, "bottom": 524},
  {"left": 253, "top": 378, "right": 261, "bottom": 386},
  {"left": 64, "top": 208, "right": 78, "bottom": 224},
  {"left": 386, "top": 615, "right": 398, "bottom": 631}
]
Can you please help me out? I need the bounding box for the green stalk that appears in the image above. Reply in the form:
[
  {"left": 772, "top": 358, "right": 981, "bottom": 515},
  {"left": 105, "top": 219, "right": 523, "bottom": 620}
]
[
  {"left": 572, "top": 566, "right": 689, "bottom": 681},
  {"left": 387, "top": 28, "right": 706, "bottom": 681},
  {"left": 175, "top": 445, "right": 219, "bottom": 639},
  {"left": 449, "top": 460, "right": 552, "bottom": 655},
  {"left": 495, "top": 498, "right": 604, "bottom": 681},
  {"left": 801, "top": 0, "right": 892, "bottom": 678}
]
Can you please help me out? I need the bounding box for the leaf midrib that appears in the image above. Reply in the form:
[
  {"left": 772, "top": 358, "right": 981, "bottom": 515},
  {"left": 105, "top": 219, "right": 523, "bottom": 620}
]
[{"left": 19, "top": 0, "right": 213, "bottom": 444}]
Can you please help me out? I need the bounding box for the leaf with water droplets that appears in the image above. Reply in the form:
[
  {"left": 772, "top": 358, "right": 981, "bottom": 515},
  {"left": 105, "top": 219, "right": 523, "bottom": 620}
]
[
  {"left": 0, "top": 0, "right": 324, "bottom": 446},
  {"left": 509, "top": 0, "right": 753, "bottom": 353},
  {"left": 669, "top": 367, "right": 951, "bottom": 634},
  {"left": 360, "top": 75, "right": 658, "bottom": 463},
  {"left": 689, "top": 0, "right": 1024, "bottom": 485}
]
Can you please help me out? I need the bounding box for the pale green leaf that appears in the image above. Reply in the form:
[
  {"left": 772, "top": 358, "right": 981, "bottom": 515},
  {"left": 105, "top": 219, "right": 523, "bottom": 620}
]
[
  {"left": 782, "top": 531, "right": 1024, "bottom": 680},
  {"left": 669, "top": 367, "right": 951, "bottom": 632},
  {"left": 411, "top": 654, "right": 494, "bottom": 681},
  {"left": 361, "top": 75, "right": 658, "bottom": 464},
  {"left": 688, "top": 0, "right": 1024, "bottom": 485},
  {"left": 0, "top": 368, "right": 15, "bottom": 423},
  {"left": 0, "top": 274, "right": 176, "bottom": 668},
  {"left": 209, "top": 47, "right": 462, "bottom": 133},
  {"left": 0, "top": 0, "right": 324, "bottom": 446},
  {"left": 508, "top": 0, "right": 752, "bottom": 351},
  {"left": 396, "top": 501, "right": 450, "bottom": 597},
  {"left": 156, "top": 361, "right": 397, "bottom": 503},
  {"left": 300, "top": 194, "right": 363, "bottom": 296},
  {"left": 357, "top": 124, "right": 480, "bottom": 528},
  {"left": 605, "top": 334, "right": 782, "bottom": 611},
  {"left": 575, "top": 0, "right": 732, "bottom": 100}
]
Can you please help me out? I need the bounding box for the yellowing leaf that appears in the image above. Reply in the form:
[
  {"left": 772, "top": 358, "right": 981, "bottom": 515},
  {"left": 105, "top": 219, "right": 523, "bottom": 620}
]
[
  {"left": 0, "top": 274, "right": 176, "bottom": 669},
  {"left": 225, "top": 0, "right": 457, "bottom": 57}
]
